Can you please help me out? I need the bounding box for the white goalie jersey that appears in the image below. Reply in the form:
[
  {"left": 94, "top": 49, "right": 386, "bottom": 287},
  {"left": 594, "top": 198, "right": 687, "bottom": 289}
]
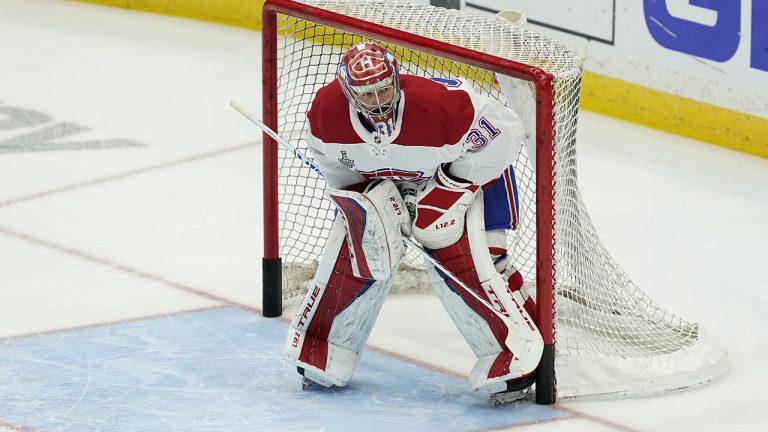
[{"left": 306, "top": 74, "right": 525, "bottom": 190}]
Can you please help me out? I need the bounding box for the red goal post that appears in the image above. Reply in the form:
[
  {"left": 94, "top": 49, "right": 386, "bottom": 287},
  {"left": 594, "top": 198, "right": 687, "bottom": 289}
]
[{"left": 260, "top": 0, "right": 727, "bottom": 405}]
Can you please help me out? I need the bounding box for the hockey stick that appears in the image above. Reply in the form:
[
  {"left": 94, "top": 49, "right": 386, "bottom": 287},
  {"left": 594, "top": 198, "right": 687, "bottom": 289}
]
[
  {"left": 231, "top": 103, "right": 324, "bottom": 178},
  {"left": 230, "top": 101, "right": 517, "bottom": 331}
]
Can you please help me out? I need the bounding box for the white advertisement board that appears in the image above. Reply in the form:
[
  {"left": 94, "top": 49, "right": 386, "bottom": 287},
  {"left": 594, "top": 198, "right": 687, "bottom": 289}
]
[{"left": 457, "top": 0, "right": 767, "bottom": 120}]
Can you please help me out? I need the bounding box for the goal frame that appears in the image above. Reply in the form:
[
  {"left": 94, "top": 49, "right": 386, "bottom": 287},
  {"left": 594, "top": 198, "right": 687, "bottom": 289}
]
[{"left": 261, "top": 0, "right": 558, "bottom": 404}]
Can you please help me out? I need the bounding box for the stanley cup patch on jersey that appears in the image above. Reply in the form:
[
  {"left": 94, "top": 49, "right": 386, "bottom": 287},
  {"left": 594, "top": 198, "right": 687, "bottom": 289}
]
[{"left": 338, "top": 151, "right": 355, "bottom": 169}]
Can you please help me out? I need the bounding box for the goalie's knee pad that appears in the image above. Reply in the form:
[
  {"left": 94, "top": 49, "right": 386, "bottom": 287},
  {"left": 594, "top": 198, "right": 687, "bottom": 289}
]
[
  {"left": 425, "top": 197, "right": 543, "bottom": 392},
  {"left": 284, "top": 216, "right": 395, "bottom": 387}
]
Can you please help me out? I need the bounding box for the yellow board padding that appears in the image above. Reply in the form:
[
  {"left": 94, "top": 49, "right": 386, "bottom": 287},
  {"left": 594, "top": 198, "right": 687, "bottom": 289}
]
[
  {"left": 72, "top": 0, "right": 767, "bottom": 158},
  {"left": 582, "top": 71, "right": 768, "bottom": 158},
  {"left": 74, "top": 0, "right": 265, "bottom": 30},
  {"left": 280, "top": 19, "right": 499, "bottom": 87}
]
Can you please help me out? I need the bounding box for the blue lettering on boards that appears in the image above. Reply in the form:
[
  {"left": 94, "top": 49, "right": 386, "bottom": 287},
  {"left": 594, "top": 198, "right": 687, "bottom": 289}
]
[
  {"left": 644, "top": 0, "right": 741, "bottom": 62},
  {"left": 753, "top": 0, "right": 768, "bottom": 71}
]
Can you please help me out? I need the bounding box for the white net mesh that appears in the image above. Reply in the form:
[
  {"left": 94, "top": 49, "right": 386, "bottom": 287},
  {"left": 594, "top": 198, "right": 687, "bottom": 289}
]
[{"left": 269, "top": 0, "right": 727, "bottom": 398}]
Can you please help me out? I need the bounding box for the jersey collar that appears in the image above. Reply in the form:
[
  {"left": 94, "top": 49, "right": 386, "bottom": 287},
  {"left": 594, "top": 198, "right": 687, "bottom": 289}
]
[{"left": 349, "top": 90, "right": 405, "bottom": 158}]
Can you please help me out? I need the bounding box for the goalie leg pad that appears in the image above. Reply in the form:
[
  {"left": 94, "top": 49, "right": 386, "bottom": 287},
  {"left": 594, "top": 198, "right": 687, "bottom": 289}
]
[
  {"left": 326, "top": 179, "right": 410, "bottom": 280},
  {"left": 487, "top": 229, "right": 536, "bottom": 322},
  {"left": 426, "top": 196, "right": 543, "bottom": 392},
  {"left": 284, "top": 217, "right": 394, "bottom": 387}
]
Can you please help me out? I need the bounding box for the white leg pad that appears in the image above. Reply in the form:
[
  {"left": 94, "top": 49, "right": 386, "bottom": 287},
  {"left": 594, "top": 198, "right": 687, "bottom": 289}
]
[
  {"left": 284, "top": 216, "right": 395, "bottom": 387},
  {"left": 325, "top": 179, "right": 409, "bottom": 280},
  {"left": 425, "top": 196, "right": 543, "bottom": 391},
  {"left": 286, "top": 327, "right": 364, "bottom": 388}
]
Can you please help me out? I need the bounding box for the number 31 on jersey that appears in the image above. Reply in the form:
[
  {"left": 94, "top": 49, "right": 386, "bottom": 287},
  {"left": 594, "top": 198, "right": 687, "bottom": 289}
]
[{"left": 466, "top": 117, "right": 501, "bottom": 151}]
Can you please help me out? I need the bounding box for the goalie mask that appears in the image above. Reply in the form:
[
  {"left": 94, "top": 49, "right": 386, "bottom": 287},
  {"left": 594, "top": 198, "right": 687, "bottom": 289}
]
[{"left": 337, "top": 43, "right": 402, "bottom": 137}]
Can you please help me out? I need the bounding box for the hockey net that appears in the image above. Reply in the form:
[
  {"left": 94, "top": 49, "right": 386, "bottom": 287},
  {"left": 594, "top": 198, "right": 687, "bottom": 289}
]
[{"left": 261, "top": 0, "right": 728, "bottom": 402}]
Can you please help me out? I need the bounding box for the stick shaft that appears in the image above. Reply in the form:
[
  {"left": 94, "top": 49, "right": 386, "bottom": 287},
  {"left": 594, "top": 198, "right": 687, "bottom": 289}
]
[{"left": 230, "top": 102, "right": 324, "bottom": 177}]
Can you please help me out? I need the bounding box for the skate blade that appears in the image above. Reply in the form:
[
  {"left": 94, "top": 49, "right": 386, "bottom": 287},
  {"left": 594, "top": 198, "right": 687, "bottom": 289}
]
[
  {"left": 490, "top": 389, "right": 527, "bottom": 406},
  {"left": 301, "top": 377, "right": 316, "bottom": 391}
]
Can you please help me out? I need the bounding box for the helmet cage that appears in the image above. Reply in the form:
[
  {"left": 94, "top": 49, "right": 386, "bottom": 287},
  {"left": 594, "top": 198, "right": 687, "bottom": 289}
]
[{"left": 337, "top": 44, "right": 402, "bottom": 120}]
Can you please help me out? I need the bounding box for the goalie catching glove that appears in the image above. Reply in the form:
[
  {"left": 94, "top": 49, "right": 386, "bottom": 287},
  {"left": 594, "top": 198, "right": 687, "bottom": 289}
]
[{"left": 412, "top": 164, "right": 479, "bottom": 249}]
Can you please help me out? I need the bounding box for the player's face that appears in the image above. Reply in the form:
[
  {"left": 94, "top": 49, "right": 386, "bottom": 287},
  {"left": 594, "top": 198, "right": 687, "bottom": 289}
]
[{"left": 357, "top": 84, "right": 396, "bottom": 115}]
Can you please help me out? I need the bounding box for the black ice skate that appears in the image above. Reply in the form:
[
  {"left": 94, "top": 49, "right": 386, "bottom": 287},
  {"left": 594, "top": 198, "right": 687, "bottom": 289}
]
[
  {"left": 489, "top": 374, "right": 536, "bottom": 406},
  {"left": 297, "top": 367, "right": 317, "bottom": 390}
]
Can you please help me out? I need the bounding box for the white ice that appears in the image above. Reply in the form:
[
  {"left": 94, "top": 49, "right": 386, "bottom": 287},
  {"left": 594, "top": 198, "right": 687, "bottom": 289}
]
[{"left": 1, "top": 0, "right": 767, "bottom": 431}]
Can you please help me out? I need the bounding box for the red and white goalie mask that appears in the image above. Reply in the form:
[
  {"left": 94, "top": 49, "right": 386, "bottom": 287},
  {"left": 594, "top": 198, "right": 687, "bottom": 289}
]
[{"left": 337, "top": 42, "right": 402, "bottom": 136}]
